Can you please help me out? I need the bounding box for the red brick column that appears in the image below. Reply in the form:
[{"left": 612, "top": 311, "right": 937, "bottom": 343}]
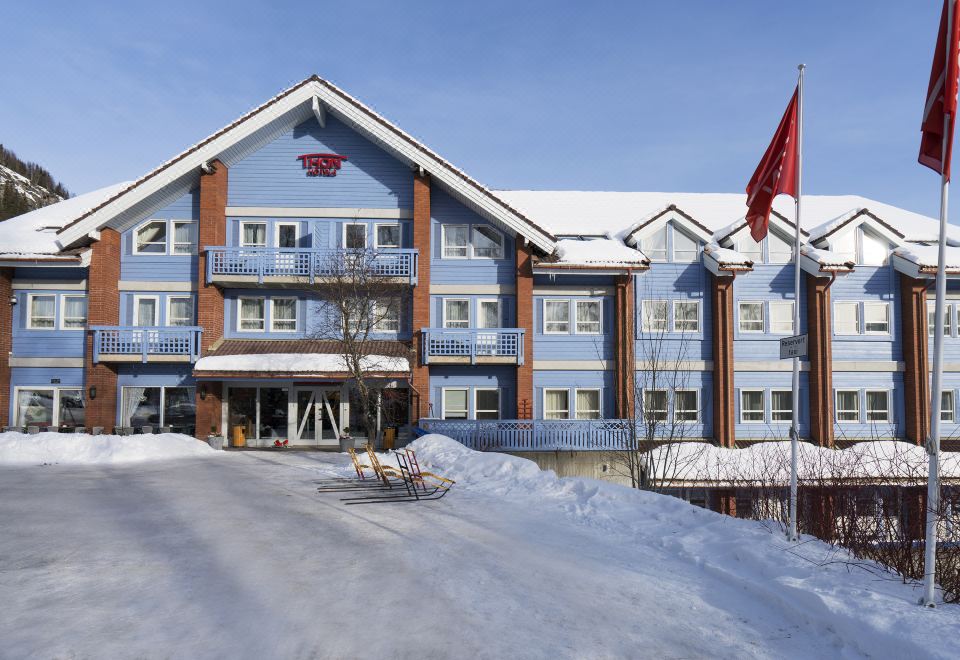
[
  {"left": 84, "top": 228, "right": 121, "bottom": 431},
  {"left": 411, "top": 173, "right": 432, "bottom": 421},
  {"left": 901, "top": 274, "right": 930, "bottom": 446},
  {"left": 613, "top": 273, "right": 636, "bottom": 418},
  {"left": 516, "top": 239, "right": 534, "bottom": 419},
  {"left": 711, "top": 489, "right": 737, "bottom": 517},
  {"left": 807, "top": 275, "right": 834, "bottom": 447},
  {"left": 197, "top": 159, "right": 228, "bottom": 353},
  {"left": 711, "top": 274, "right": 735, "bottom": 447},
  {"left": 0, "top": 268, "right": 12, "bottom": 426},
  {"left": 195, "top": 382, "right": 223, "bottom": 438}
]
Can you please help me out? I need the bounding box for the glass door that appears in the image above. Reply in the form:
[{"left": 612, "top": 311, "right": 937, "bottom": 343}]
[{"left": 296, "top": 390, "right": 317, "bottom": 442}]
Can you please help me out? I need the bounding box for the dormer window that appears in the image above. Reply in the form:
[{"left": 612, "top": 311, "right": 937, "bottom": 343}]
[
  {"left": 829, "top": 227, "right": 889, "bottom": 266},
  {"left": 738, "top": 237, "right": 763, "bottom": 263},
  {"left": 673, "top": 230, "right": 699, "bottom": 262},
  {"left": 768, "top": 232, "right": 793, "bottom": 263},
  {"left": 640, "top": 226, "right": 667, "bottom": 262},
  {"left": 135, "top": 221, "right": 167, "bottom": 254},
  {"left": 861, "top": 230, "right": 888, "bottom": 266}
]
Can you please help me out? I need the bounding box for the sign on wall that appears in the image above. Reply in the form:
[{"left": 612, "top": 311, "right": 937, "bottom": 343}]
[{"left": 296, "top": 153, "right": 348, "bottom": 177}]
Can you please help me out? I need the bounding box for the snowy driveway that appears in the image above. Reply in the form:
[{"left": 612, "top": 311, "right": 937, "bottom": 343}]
[{"left": 0, "top": 449, "right": 955, "bottom": 659}]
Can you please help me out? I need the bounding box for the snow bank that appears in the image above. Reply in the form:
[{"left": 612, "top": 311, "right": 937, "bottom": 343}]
[{"left": 0, "top": 432, "right": 216, "bottom": 466}]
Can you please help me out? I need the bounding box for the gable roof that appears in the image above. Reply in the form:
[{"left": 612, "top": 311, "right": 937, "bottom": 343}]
[{"left": 53, "top": 75, "right": 556, "bottom": 252}]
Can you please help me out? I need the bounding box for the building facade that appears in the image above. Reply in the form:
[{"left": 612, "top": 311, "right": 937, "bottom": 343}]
[{"left": 1, "top": 76, "right": 958, "bottom": 450}]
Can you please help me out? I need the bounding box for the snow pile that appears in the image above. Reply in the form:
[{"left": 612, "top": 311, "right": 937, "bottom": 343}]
[
  {"left": 801, "top": 245, "right": 855, "bottom": 270},
  {"left": 194, "top": 352, "right": 409, "bottom": 373},
  {"left": 703, "top": 243, "right": 752, "bottom": 269},
  {"left": 552, "top": 238, "right": 648, "bottom": 267},
  {"left": 0, "top": 432, "right": 216, "bottom": 466},
  {"left": 894, "top": 244, "right": 960, "bottom": 273}
]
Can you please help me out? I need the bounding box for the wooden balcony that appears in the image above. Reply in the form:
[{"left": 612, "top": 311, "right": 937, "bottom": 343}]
[
  {"left": 205, "top": 247, "right": 418, "bottom": 286},
  {"left": 92, "top": 326, "right": 203, "bottom": 363},
  {"left": 420, "top": 328, "right": 526, "bottom": 365}
]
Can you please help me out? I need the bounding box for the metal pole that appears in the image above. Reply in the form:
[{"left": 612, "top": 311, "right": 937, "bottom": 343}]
[{"left": 788, "top": 64, "right": 805, "bottom": 542}]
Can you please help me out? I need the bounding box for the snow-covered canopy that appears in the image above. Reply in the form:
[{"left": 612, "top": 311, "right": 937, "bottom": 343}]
[
  {"left": 892, "top": 244, "right": 960, "bottom": 275},
  {"left": 193, "top": 353, "right": 409, "bottom": 375},
  {"left": 800, "top": 246, "right": 855, "bottom": 272},
  {"left": 702, "top": 243, "right": 752, "bottom": 274},
  {"left": 548, "top": 238, "right": 648, "bottom": 268}
]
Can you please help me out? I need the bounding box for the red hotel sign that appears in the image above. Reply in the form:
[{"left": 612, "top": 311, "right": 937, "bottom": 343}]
[{"left": 296, "top": 153, "right": 348, "bottom": 177}]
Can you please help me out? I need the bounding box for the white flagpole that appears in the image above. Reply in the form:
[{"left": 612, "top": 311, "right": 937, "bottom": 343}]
[
  {"left": 789, "top": 63, "right": 805, "bottom": 543},
  {"left": 921, "top": 2, "right": 953, "bottom": 606}
]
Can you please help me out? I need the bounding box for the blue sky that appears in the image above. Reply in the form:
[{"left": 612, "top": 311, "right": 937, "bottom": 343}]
[{"left": 0, "top": 1, "right": 950, "bottom": 218}]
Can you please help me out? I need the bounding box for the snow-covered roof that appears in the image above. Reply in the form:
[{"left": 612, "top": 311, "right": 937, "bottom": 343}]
[
  {"left": 193, "top": 353, "right": 409, "bottom": 375},
  {"left": 546, "top": 238, "right": 648, "bottom": 268},
  {"left": 0, "top": 182, "right": 131, "bottom": 260},
  {"left": 702, "top": 243, "right": 752, "bottom": 275},
  {"left": 800, "top": 246, "right": 855, "bottom": 273},
  {"left": 892, "top": 244, "right": 960, "bottom": 276}
]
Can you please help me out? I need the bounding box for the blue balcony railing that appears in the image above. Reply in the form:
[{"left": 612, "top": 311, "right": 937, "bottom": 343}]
[
  {"left": 421, "top": 328, "right": 526, "bottom": 365},
  {"left": 419, "top": 418, "right": 634, "bottom": 451},
  {"left": 205, "top": 247, "right": 419, "bottom": 285},
  {"left": 92, "top": 326, "right": 203, "bottom": 363}
]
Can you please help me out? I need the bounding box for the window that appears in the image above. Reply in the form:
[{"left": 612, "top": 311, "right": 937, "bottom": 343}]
[
  {"left": 344, "top": 223, "right": 367, "bottom": 249},
  {"left": 834, "top": 302, "right": 860, "bottom": 335},
  {"left": 166, "top": 297, "right": 194, "bottom": 327},
  {"left": 475, "top": 389, "right": 500, "bottom": 420},
  {"left": 172, "top": 221, "right": 195, "bottom": 254},
  {"left": 375, "top": 223, "right": 400, "bottom": 249},
  {"left": 239, "top": 297, "right": 265, "bottom": 331},
  {"left": 641, "top": 300, "right": 668, "bottom": 332},
  {"left": 674, "top": 390, "right": 698, "bottom": 422},
  {"left": 769, "top": 301, "right": 795, "bottom": 334},
  {"left": 442, "top": 389, "right": 468, "bottom": 419},
  {"left": 15, "top": 388, "right": 85, "bottom": 428},
  {"left": 133, "top": 295, "right": 159, "bottom": 327},
  {"left": 673, "top": 301, "right": 699, "bottom": 332},
  {"left": 943, "top": 391, "right": 955, "bottom": 423},
  {"left": 738, "top": 302, "right": 764, "bottom": 333},
  {"left": 861, "top": 231, "right": 888, "bottom": 266},
  {"left": 472, "top": 226, "right": 504, "bottom": 259},
  {"left": 122, "top": 386, "right": 195, "bottom": 431},
  {"left": 832, "top": 231, "right": 857, "bottom": 264},
  {"left": 740, "top": 390, "right": 764, "bottom": 423},
  {"left": 373, "top": 298, "right": 400, "bottom": 332},
  {"left": 60, "top": 295, "right": 87, "bottom": 330},
  {"left": 836, "top": 390, "right": 860, "bottom": 423},
  {"left": 442, "top": 225, "right": 469, "bottom": 258},
  {"left": 768, "top": 232, "right": 793, "bottom": 264},
  {"left": 544, "top": 300, "right": 570, "bottom": 334},
  {"left": 865, "top": 390, "right": 889, "bottom": 422},
  {"left": 544, "top": 389, "right": 570, "bottom": 419},
  {"left": 135, "top": 220, "right": 167, "bottom": 254},
  {"left": 477, "top": 299, "right": 500, "bottom": 329},
  {"left": 240, "top": 222, "right": 267, "bottom": 247},
  {"left": 576, "top": 300, "right": 601, "bottom": 334},
  {"left": 771, "top": 390, "right": 793, "bottom": 422},
  {"left": 271, "top": 298, "right": 297, "bottom": 332},
  {"left": 640, "top": 227, "right": 667, "bottom": 262},
  {"left": 673, "top": 230, "right": 699, "bottom": 262},
  {"left": 643, "top": 390, "right": 668, "bottom": 422},
  {"left": 863, "top": 302, "right": 889, "bottom": 334},
  {"left": 738, "top": 237, "right": 763, "bottom": 263},
  {"left": 276, "top": 223, "right": 299, "bottom": 249},
  {"left": 27, "top": 294, "right": 56, "bottom": 329},
  {"left": 443, "top": 299, "right": 470, "bottom": 329},
  {"left": 928, "top": 302, "right": 953, "bottom": 337},
  {"left": 575, "top": 389, "right": 602, "bottom": 420}
]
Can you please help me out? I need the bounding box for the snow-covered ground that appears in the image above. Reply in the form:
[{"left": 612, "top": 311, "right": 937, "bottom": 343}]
[
  {"left": 0, "top": 433, "right": 956, "bottom": 659},
  {"left": 0, "top": 431, "right": 216, "bottom": 465}
]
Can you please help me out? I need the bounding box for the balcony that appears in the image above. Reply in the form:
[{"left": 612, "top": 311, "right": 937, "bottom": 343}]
[
  {"left": 419, "top": 419, "right": 632, "bottom": 451},
  {"left": 205, "top": 247, "right": 419, "bottom": 286},
  {"left": 421, "top": 328, "right": 526, "bottom": 365},
  {"left": 92, "top": 326, "right": 203, "bottom": 363}
]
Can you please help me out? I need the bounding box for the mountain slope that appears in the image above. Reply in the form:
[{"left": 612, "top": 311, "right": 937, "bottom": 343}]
[{"left": 0, "top": 144, "right": 70, "bottom": 221}]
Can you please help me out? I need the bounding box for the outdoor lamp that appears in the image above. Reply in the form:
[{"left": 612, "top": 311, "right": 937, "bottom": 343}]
[
  {"left": 88, "top": 386, "right": 97, "bottom": 400},
  {"left": 200, "top": 385, "right": 207, "bottom": 400}
]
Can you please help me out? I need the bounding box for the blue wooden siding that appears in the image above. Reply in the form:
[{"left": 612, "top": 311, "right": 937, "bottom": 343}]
[
  {"left": 830, "top": 265, "right": 902, "bottom": 361},
  {"left": 429, "top": 366, "right": 516, "bottom": 419},
  {"left": 120, "top": 190, "right": 200, "bottom": 281},
  {"left": 430, "top": 187, "right": 516, "bottom": 285},
  {"left": 732, "top": 264, "right": 808, "bottom": 361},
  {"left": 228, "top": 116, "right": 413, "bottom": 208},
  {"left": 734, "top": 371, "right": 810, "bottom": 440},
  {"left": 635, "top": 264, "right": 711, "bottom": 362},
  {"left": 11, "top": 290, "right": 86, "bottom": 357},
  {"left": 533, "top": 295, "right": 613, "bottom": 360},
  {"left": 533, "top": 370, "right": 615, "bottom": 419},
  {"left": 832, "top": 372, "right": 904, "bottom": 439},
  {"left": 636, "top": 369, "right": 713, "bottom": 439}
]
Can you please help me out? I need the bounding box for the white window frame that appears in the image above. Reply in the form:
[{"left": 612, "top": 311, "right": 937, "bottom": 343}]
[
  {"left": 373, "top": 222, "right": 401, "bottom": 249},
  {"left": 738, "top": 301, "right": 764, "bottom": 334},
  {"left": 474, "top": 388, "right": 501, "bottom": 420},
  {"left": 835, "top": 389, "right": 861, "bottom": 424},
  {"left": 270, "top": 297, "right": 298, "bottom": 333},
  {"left": 834, "top": 301, "right": 860, "bottom": 336},
  {"left": 171, "top": 220, "right": 196, "bottom": 255},
  {"left": 25, "top": 293, "right": 56, "bottom": 331},
  {"left": 672, "top": 300, "right": 700, "bottom": 333},
  {"left": 441, "top": 388, "right": 469, "bottom": 420},
  {"left": 121, "top": 385, "right": 195, "bottom": 428},
  {"left": 769, "top": 301, "right": 795, "bottom": 335},
  {"left": 471, "top": 225, "right": 505, "bottom": 259},
  {"left": 928, "top": 301, "right": 954, "bottom": 337},
  {"left": 372, "top": 297, "right": 401, "bottom": 333},
  {"left": 739, "top": 389, "right": 765, "bottom": 424},
  {"left": 476, "top": 298, "right": 501, "bottom": 329},
  {"left": 237, "top": 296, "right": 266, "bottom": 332},
  {"left": 441, "top": 224, "right": 469, "bottom": 259},
  {"left": 863, "top": 302, "right": 890, "bottom": 335},
  {"left": 641, "top": 299, "right": 668, "bottom": 333},
  {"left": 943, "top": 390, "right": 956, "bottom": 423},
  {"left": 275, "top": 222, "right": 300, "bottom": 249},
  {"left": 574, "top": 388, "right": 602, "bottom": 420},
  {"left": 767, "top": 232, "right": 793, "bottom": 264},
  {"left": 342, "top": 223, "right": 368, "bottom": 250},
  {"left": 13, "top": 386, "right": 85, "bottom": 427},
  {"left": 132, "top": 294, "right": 160, "bottom": 327},
  {"left": 865, "top": 389, "right": 890, "bottom": 423},
  {"left": 59, "top": 294, "right": 88, "bottom": 331},
  {"left": 737, "top": 236, "right": 764, "bottom": 264},
  {"left": 544, "top": 299, "right": 571, "bottom": 334},
  {"left": 543, "top": 388, "right": 571, "bottom": 420},
  {"left": 673, "top": 389, "right": 698, "bottom": 423},
  {"left": 239, "top": 221, "right": 268, "bottom": 248},
  {"left": 442, "top": 298, "right": 471, "bottom": 329},
  {"left": 672, "top": 229, "right": 699, "bottom": 262},
  {"left": 165, "top": 296, "right": 194, "bottom": 327},
  {"left": 771, "top": 389, "right": 793, "bottom": 423},
  {"left": 642, "top": 389, "right": 669, "bottom": 422},
  {"left": 132, "top": 219, "right": 169, "bottom": 255},
  {"left": 639, "top": 226, "right": 668, "bottom": 262},
  {"left": 575, "top": 299, "right": 602, "bottom": 334}
]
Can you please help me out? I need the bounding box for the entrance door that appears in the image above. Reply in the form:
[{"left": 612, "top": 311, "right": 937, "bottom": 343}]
[{"left": 294, "top": 387, "right": 343, "bottom": 445}]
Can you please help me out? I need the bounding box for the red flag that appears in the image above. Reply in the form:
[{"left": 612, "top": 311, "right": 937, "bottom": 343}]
[
  {"left": 745, "top": 88, "right": 799, "bottom": 242},
  {"left": 920, "top": 0, "right": 960, "bottom": 179}
]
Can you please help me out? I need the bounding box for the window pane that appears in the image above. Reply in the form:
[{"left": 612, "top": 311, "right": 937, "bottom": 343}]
[
  {"left": 373, "top": 298, "right": 400, "bottom": 332},
  {"left": 476, "top": 390, "right": 500, "bottom": 420},
  {"left": 277, "top": 224, "right": 298, "bottom": 248},
  {"left": 641, "top": 300, "right": 668, "bottom": 332},
  {"left": 228, "top": 387, "right": 258, "bottom": 437},
  {"left": 768, "top": 233, "right": 793, "bottom": 263},
  {"left": 836, "top": 391, "right": 859, "bottom": 422},
  {"left": 172, "top": 222, "right": 195, "bottom": 254},
  {"left": 444, "top": 300, "right": 470, "bottom": 328},
  {"left": 58, "top": 389, "right": 85, "bottom": 427},
  {"left": 864, "top": 303, "right": 889, "bottom": 333},
  {"left": 576, "top": 300, "right": 601, "bottom": 334},
  {"left": 771, "top": 390, "right": 792, "bottom": 421},
  {"left": 769, "top": 302, "right": 795, "bottom": 334},
  {"left": 242, "top": 223, "right": 267, "bottom": 247},
  {"left": 674, "top": 390, "right": 697, "bottom": 422},
  {"left": 866, "top": 391, "right": 889, "bottom": 422},
  {"left": 444, "top": 389, "right": 468, "bottom": 419},
  {"left": 376, "top": 224, "right": 400, "bottom": 248},
  {"left": 272, "top": 299, "right": 297, "bottom": 331},
  {"left": 473, "top": 226, "right": 503, "bottom": 258},
  {"left": 739, "top": 303, "right": 764, "bottom": 333},
  {"left": 62, "top": 296, "right": 88, "bottom": 328},
  {"left": 835, "top": 302, "right": 859, "bottom": 335},
  {"left": 259, "top": 387, "right": 288, "bottom": 439},
  {"left": 943, "top": 391, "right": 955, "bottom": 423},
  {"left": 928, "top": 302, "right": 952, "bottom": 337},
  {"left": 168, "top": 298, "right": 193, "bottom": 326},
  {"left": 832, "top": 231, "right": 856, "bottom": 263},
  {"left": 135, "top": 298, "right": 157, "bottom": 326},
  {"left": 345, "top": 224, "right": 366, "bottom": 249},
  {"left": 641, "top": 228, "right": 667, "bottom": 261},
  {"left": 644, "top": 390, "right": 668, "bottom": 421},
  {"left": 123, "top": 387, "right": 162, "bottom": 428},
  {"left": 164, "top": 387, "right": 196, "bottom": 433},
  {"left": 673, "top": 230, "right": 698, "bottom": 262},
  {"left": 443, "top": 225, "right": 469, "bottom": 257},
  {"left": 478, "top": 301, "right": 500, "bottom": 329},
  {"left": 240, "top": 298, "right": 265, "bottom": 330},
  {"left": 544, "top": 301, "right": 570, "bottom": 333},
  {"left": 738, "top": 237, "right": 764, "bottom": 263},
  {"left": 861, "top": 231, "right": 888, "bottom": 265},
  {"left": 673, "top": 301, "right": 699, "bottom": 332},
  {"left": 17, "top": 389, "right": 54, "bottom": 426},
  {"left": 29, "top": 295, "right": 55, "bottom": 328},
  {"left": 741, "top": 391, "right": 764, "bottom": 422},
  {"left": 136, "top": 221, "right": 167, "bottom": 253},
  {"left": 576, "top": 389, "right": 601, "bottom": 420},
  {"left": 545, "top": 389, "right": 570, "bottom": 419}
]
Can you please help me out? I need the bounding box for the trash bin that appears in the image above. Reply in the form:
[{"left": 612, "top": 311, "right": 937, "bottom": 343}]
[
  {"left": 207, "top": 435, "right": 224, "bottom": 450},
  {"left": 232, "top": 425, "right": 246, "bottom": 448}
]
